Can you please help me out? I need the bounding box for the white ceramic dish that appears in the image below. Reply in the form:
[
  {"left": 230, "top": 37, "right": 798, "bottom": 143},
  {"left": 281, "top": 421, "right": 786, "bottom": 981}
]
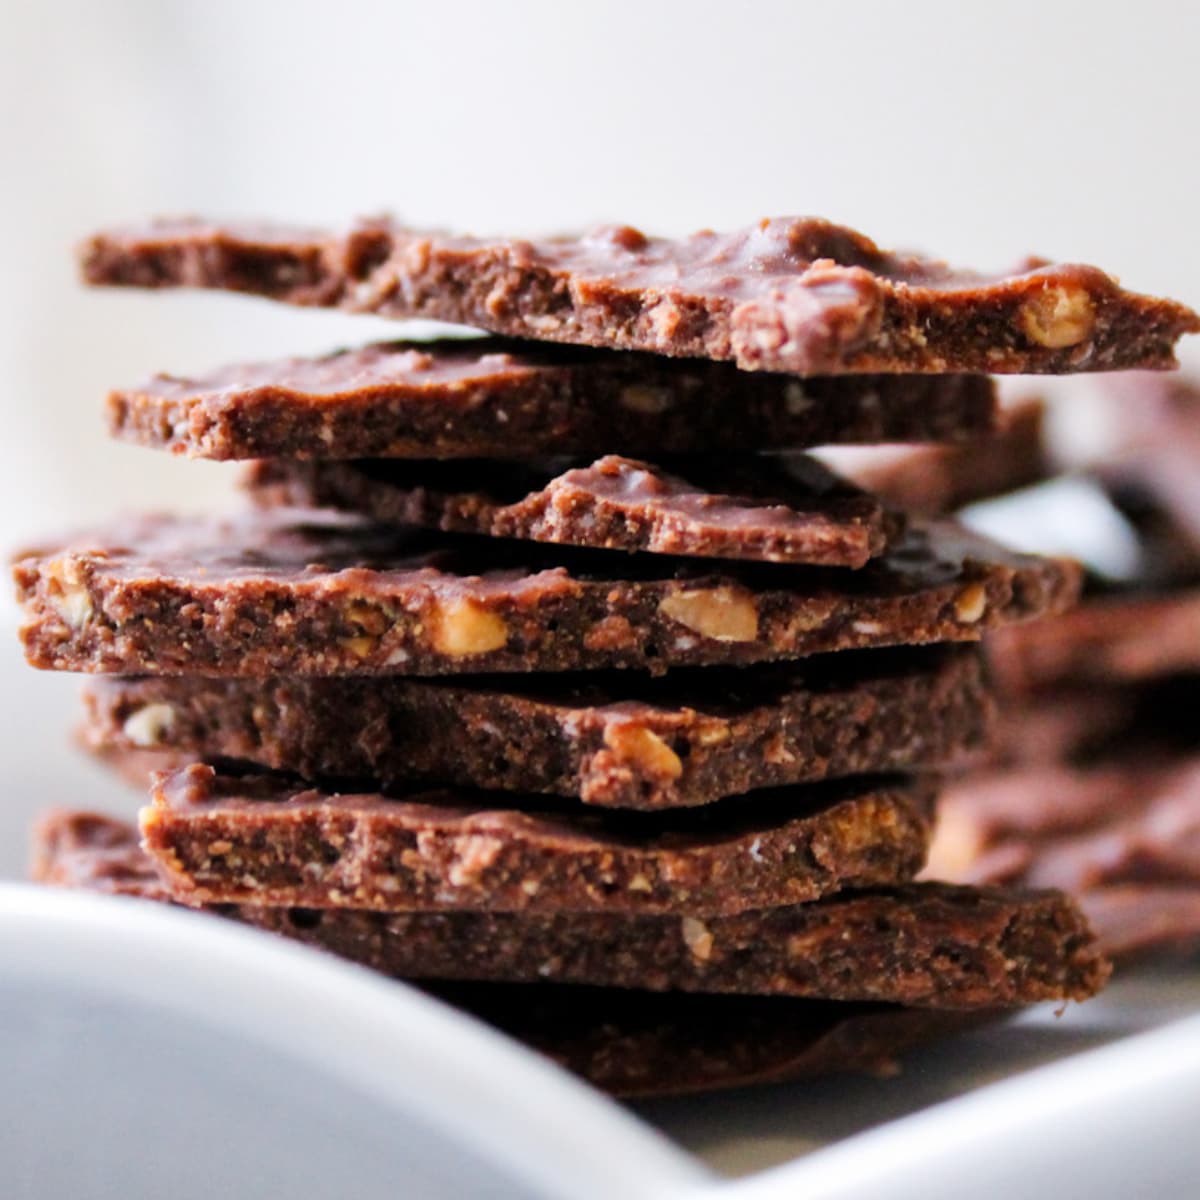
[{"left": 3, "top": 883, "right": 1198, "bottom": 1200}]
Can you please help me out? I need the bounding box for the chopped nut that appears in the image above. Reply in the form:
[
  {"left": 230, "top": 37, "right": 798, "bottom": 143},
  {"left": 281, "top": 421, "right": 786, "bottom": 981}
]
[
  {"left": 604, "top": 722, "right": 683, "bottom": 780},
  {"left": 339, "top": 635, "right": 375, "bottom": 659},
  {"left": 45, "top": 558, "right": 93, "bottom": 629},
  {"left": 695, "top": 723, "right": 731, "bottom": 746},
  {"left": 628, "top": 873, "right": 653, "bottom": 892},
  {"left": 1020, "top": 285, "right": 1095, "bottom": 349},
  {"left": 345, "top": 601, "right": 388, "bottom": 636},
  {"left": 852, "top": 619, "right": 883, "bottom": 635},
  {"left": 619, "top": 384, "right": 674, "bottom": 414},
  {"left": 431, "top": 597, "right": 509, "bottom": 657},
  {"left": 681, "top": 916, "right": 714, "bottom": 961},
  {"left": 659, "top": 587, "right": 758, "bottom": 642},
  {"left": 954, "top": 583, "right": 988, "bottom": 623},
  {"left": 446, "top": 835, "right": 504, "bottom": 886},
  {"left": 206, "top": 840, "right": 233, "bottom": 857},
  {"left": 122, "top": 703, "right": 175, "bottom": 748}
]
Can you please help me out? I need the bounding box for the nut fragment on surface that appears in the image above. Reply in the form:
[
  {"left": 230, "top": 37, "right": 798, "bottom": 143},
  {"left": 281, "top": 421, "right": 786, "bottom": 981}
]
[
  {"left": 45, "top": 558, "right": 94, "bottom": 629},
  {"left": 618, "top": 384, "right": 674, "bottom": 414},
  {"left": 431, "top": 597, "right": 509, "bottom": 656},
  {"left": 603, "top": 722, "right": 683, "bottom": 780},
  {"left": 122, "top": 703, "right": 175, "bottom": 748},
  {"left": 1019, "top": 285, "right": 1096, "bottom": 349},
  {"left": 954, "top": 583, "right": 988, "bottom": 624},
  {"left": 659, "top": 587, "right": 759, "bottom": 642},
  {"left": 681, "top": 916, "right": 714, "bottom": 962}
]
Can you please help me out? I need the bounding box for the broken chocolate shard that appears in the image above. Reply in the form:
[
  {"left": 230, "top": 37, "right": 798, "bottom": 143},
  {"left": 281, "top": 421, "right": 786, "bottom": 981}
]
[
  {"left": 106, "top": 338, "right": 999, "bottom": 459},
  {"left": 35, "top": 810, "right": 1107, "bottom": 1008},
  {"left": 138, "top": 764, "right": 936, "bottom": 916},
  {"left": 80, "top": 217, "right": 1199, "bottom": 374},
  {"left": 80, "top": 646, "right": 991, "bottom": 809},
  {"left": 245, "top": 453, "right": 899, "bottom": 568},
  {"left": 14, "top": 509, "right": 1080, "bottom": 677}
]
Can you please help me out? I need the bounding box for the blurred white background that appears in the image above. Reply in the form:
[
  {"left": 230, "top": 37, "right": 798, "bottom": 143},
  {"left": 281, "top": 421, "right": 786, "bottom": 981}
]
[{"left": 0, "top": 0, "right": 1197, "bottom": 876}]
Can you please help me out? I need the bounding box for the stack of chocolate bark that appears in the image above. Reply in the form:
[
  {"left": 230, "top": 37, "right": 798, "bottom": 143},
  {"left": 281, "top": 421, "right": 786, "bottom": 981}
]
[
  {"left": 18, "top": 215, "right": 1198, "bottom": 1097},
  {"left": 920, "top": 375, "right": 1200, "bottom": 964}
]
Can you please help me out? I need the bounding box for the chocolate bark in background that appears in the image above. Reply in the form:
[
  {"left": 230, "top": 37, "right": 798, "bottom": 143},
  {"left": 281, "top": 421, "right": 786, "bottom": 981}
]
[
  {"left": 107, "top": 339, "right": 999, "bottom": 459},
  {"left": 987, "top": 589, "right": 1200, "bottom": 695},
  {"left": 33, "top": 811, "right": 998, "bottom": 1098},
  {"left": 245, "top": 453, "right": 900, "bottom": 568},
  {"left": 33, "top": 810, "right": 1106, "bottom": 1007},
  {"left": 14, "top": 510, "right": 1080, "bottom": 678},
  {"left": 139, "top": 765, "right": 936, "bottom": 916},
  {"left": 80, "top": 217, "right": 1200, "bottom": 374},
  {"left": 929, "top": 760, "right": 1200, "bottom": 962},
  {"left": 80, "top": 647, "right": 990, "bottom": 809},
  {"left": 849, "top": 402, "right": 1051, "bottom": 516}
]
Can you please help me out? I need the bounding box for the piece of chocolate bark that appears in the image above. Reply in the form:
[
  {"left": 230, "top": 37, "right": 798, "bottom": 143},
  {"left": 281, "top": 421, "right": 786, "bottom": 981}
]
[
  {"left": 33, "top": 811, "right": 998, "bottom": 1097},
  {"left": 987, "top": 589, "right": 1200, "bottom": 695},
  {"left": 80, "top": 646, "right": 991, "bottom": 809},
  {"left": 245, "top": 453, "right": 900, "bottom": 568},
  {"left": 79, "top": 217, "right": 1199, "bottom": 374},
  {"left": 847, "top": 401, "right": 1051, "bottom": 516},
  {"left": 929, "top": 759, "right": 1200, "bottom": 962},
  {"left": 34, "top": 810, "right": 1106, "bottom": 1008},
  {"left": 139, "top": 764, "right": 935, "bottom": 916},
  {"left": 14, "top": 510, "right": 1080, "bottom": 677},
  {"left": 106, "top": 338, "right": 999, "bottom": 459},
  {"left": 931, "top": 758, "right": 1200, "bottom": 893}
]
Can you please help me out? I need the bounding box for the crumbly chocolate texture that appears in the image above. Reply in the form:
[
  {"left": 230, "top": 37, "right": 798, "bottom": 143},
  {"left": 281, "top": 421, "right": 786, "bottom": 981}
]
[
  {"left": 140, "top": 764, "right": 935, "bottom": 916},
  {"left": 850, "top": 401, "right": 1051, "bottom": 516},
  {"left": 34, "top": 810, "right": 1107, "bottom": 1008},
  {"left": 245, "top": 453, "right": 900, "bottom": 569},
  {"left": 80, "top": 646, "right": 991, "bottom": 809},
  {"left": 79, "top": 217, "right": 1200, "bottom": 375},
  {"left": 31, "top": 812, "right": 998, "bottom": 1097},
  {"left": 15, "top": 509, "right": 1080, "bottom": 678},
  {"left": 107, "top": 338, "right": 1000, "bottom": 459},
  {"left": 987, "top": 589, "right": 1200, "bottom": 695}
]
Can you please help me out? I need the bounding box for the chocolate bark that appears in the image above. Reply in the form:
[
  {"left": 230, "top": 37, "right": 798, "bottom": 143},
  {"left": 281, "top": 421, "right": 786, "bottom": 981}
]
[
  {"left": 33, "top": 810, "right": 1107, "bottom": 1008},
  {"left": 79, "top": 217, "right": 1199, "bottom": 375},
  {"left": 33, "top": 812, "right": 997, "bottom": 1097},
  {"left": 850, "top": 401, "right": 1051, "bottom": 516},
  {"left": 245, "top": 453, "right": 900, "bottom": 568},
  {"left": 987, "top": 589, "right": 1200, "bottom": 695},
  {"left": 106, "top": 338, "right": 999, "bottom": 459},
  {"left": 139, "top": 765, "right": 935, "bottom": 916},
  {"left": 14, "top": 510, "right": 1080, "bottom": 678},
  {"left": 80, "top": 646, "right": 991, "bottom": 809},
  {"left": 931, "top": 759, "right": 1200, "bottom": 893}
]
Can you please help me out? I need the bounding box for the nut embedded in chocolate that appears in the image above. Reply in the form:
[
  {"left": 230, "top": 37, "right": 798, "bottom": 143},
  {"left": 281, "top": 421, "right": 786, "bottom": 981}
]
[{"left": 79, "top": 216, "right": 1200, "bottom": 375}]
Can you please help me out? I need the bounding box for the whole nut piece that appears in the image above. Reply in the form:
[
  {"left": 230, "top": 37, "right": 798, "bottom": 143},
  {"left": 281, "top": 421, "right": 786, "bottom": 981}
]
[
  {"left": 122, "top": 703, "right": 175, "bottom": 748},
  {"left": 45, "top": 558, "right": 94, "bottom": 629},
  {"left": 954, "top": 583, "right": 988, "bottom": 624},
  {"left": 659, "top": 586, "right": 759, "bottom": 642},
  {"left": 603, "top": 722, "right": 683, "bottom": 780},
  {"left": 431, "top": 597, "right": 509, "bottom": 657},
  {"left": 1020, "top": 285, "right": 1096, "bottom": 349}
]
